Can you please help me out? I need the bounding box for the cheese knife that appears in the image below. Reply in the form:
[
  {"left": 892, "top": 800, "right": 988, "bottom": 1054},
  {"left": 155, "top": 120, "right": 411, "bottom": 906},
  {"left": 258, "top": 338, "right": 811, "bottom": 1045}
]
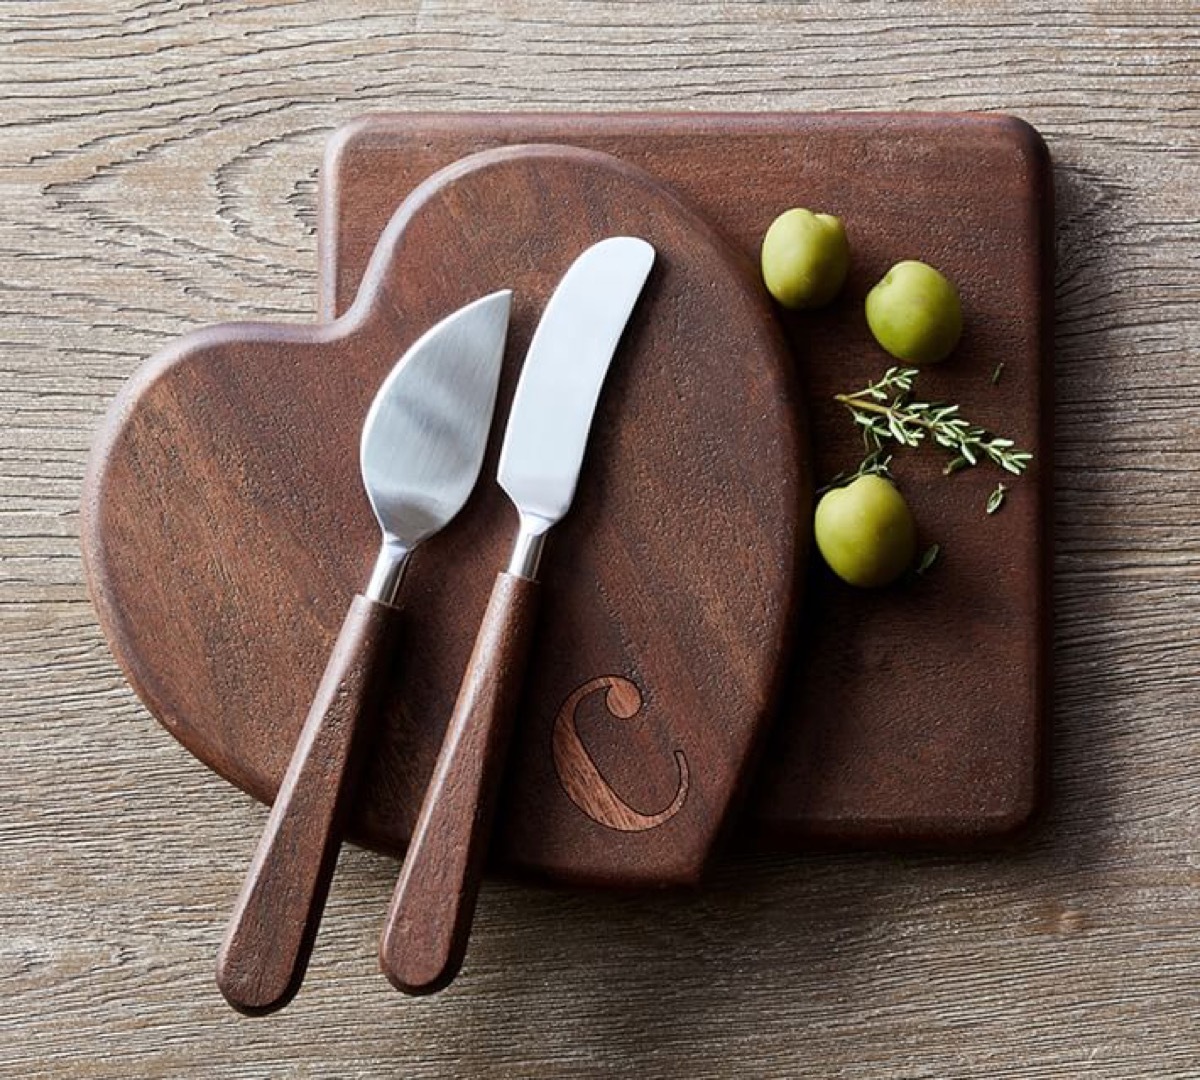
[
  {"left": 378, "top": 237, "right": 656, "bottom": 994},
  {"left": 216, "top": 289, "right": 512, "bottom": 1014}
]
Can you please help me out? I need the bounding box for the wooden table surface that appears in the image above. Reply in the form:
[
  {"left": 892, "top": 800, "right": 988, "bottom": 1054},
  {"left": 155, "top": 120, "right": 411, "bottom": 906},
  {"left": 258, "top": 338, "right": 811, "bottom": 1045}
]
[{"left": 2, "top": 3, "right": 1197, "bottom": 1077}]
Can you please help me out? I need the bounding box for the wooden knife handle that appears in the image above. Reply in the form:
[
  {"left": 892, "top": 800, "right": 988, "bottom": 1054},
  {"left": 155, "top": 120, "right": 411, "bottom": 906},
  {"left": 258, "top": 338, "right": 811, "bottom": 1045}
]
[
  {"left": 379, "top": 571, "right": 539, "bottom": 995},
  {"left": 216, "top": 594, "right": 399, "bottom": 1015}
]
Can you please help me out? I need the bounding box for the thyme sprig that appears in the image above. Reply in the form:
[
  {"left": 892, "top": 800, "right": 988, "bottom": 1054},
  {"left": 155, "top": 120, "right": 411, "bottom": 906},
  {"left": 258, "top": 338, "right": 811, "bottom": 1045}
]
[{"left": 834, "top": 366, "right": 1033, "bottom": 477}]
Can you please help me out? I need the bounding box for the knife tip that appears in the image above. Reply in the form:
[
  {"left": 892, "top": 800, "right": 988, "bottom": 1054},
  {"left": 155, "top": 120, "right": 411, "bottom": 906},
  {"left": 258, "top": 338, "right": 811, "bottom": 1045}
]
[{"left": 479, "top": 288, "right": 514, "bottom": 313}]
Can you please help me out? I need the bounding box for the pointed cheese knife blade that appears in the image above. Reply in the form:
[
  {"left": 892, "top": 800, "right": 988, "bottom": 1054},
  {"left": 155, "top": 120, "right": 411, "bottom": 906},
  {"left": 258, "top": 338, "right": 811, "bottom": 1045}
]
[
  {"left": 380, "top": 237, "right": 655, "bottom": 995},
  {"left": 361, "top": 290, "right": 515, "bottom": 602},
  {"left": 217, "top": 290, "right": 511, "bottom": 1015}
]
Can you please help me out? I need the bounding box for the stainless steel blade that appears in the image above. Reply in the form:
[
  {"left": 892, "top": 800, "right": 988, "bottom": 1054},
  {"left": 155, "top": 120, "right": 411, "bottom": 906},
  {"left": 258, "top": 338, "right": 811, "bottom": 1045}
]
[
  {"left": 497, "top": 237, "right": 654, "bottom": 575},
  {"left": 362, "top": 289, "right": 512, "bottom": 602}
]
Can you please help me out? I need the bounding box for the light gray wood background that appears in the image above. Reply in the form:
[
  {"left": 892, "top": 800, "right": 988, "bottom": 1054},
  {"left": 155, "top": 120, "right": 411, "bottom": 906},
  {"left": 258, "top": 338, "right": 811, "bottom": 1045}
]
[{"left": 2, "top": 2, "right": 1197, "bottom": 1077}]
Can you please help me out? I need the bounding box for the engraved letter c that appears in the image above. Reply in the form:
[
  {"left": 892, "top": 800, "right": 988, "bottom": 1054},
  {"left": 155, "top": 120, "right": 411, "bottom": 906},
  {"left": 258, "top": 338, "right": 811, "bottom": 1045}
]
[{"left": 552, "top": 676, "right": 689, "bottom": 832}]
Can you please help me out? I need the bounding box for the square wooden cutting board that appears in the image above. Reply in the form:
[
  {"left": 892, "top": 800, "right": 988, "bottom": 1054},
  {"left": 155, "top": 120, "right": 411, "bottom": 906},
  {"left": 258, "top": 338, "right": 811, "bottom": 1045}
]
[{"left": 316, "top": 112, "right": 1053, "bottom": 850}]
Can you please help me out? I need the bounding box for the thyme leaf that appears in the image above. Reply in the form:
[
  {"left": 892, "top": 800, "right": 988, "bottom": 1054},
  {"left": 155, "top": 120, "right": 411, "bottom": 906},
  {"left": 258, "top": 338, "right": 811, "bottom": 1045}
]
[{"left": 916, "top": 543, "right": 941, "bottom": 575}]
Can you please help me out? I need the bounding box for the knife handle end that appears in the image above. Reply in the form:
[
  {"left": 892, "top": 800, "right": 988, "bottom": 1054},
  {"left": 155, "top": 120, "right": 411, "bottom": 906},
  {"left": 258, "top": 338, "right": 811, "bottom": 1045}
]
[
  {"left": 379, "top": 571, "right": 539, "bottom": 995},
  {"left": 217, "top": 594, "right": 399, "bottom": 1015}
]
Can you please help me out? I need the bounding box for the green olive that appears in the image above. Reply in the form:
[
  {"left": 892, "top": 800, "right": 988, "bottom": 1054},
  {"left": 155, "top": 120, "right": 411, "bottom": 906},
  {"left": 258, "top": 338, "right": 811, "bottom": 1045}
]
[
  {"left": 865, "top": 260, "right": 962, "bottom": 365},
  {"left": 760, "top": 208, "right": 850, "bottom": 309},
  {"left": 814, "top": 474, "right": 917, "bottom": 588}
]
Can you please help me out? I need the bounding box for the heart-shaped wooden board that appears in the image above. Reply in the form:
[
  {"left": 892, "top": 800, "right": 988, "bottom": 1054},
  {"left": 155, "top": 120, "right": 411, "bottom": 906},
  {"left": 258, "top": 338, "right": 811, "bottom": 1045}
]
[{"left": 82, "top": 144, "right": 809, "bottom": 888}]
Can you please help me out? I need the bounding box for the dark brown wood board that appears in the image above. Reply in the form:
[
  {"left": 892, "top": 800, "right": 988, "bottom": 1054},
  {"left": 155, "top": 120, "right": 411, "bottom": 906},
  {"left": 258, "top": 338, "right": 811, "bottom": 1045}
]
[
  {"left": 81, "top": 141, "right": 808, "bottom": 888},
  {"left": 83, "top": 112, "right": 1051, "bottom": 889},
  {"left": 317, "top": 113, "right": 1053, "bottom": 851}
]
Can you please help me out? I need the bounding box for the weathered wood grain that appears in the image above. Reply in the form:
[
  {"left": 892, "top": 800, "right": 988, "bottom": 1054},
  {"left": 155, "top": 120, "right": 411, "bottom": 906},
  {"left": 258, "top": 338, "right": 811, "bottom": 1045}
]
[{"left": 1, "top": 2, "right": 1198, "bottom": 1078}]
